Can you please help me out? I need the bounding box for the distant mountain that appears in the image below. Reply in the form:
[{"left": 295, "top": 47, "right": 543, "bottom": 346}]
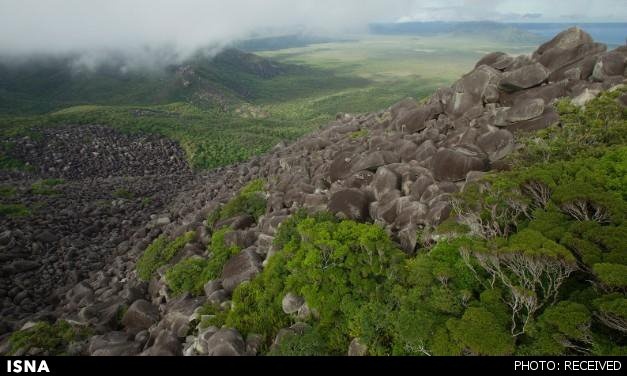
[
  {"left": 510, "top": 22, "right": 627, "bottom": 47},
  {"left": 369, "top": 21, "right": 544, "bottom": 44},
  {"left": 0, "top": 49, "right": 288, "bottom": 114}
]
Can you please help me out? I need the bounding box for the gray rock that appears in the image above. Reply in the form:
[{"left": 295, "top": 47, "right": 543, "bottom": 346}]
[
  {"left": 499, "top": 63, "right": 549, "bottom": 92},
  {"left": 206, "top": 328, "right": 245, "bottom": 356},
  {"left": 121, "top": 299, "right": 159, "bottom": 332},
  {"left": 282, "top": 293, "right": 305, "bottom": 314},
  {"left": 204, "top": 280, "right": 223, "bottom": 298},
  {"left": 89, "top": 332, "right": 140, "bottom": 356},
  {"left": 477, "top": 130, "right": 515, "bottom": 162},
  {"left": 348, "top": 338, "right": 368, "bottom": 356},
  {"left": 507, "top": 106, "right": 560, "bottom": 133},
  {"left": 328, "top": 189, "right": 372, "bottom": 221},
  {"left": 506, "top": 98, "right": 545, "bottom": 123},
  {"left": 351, "top": 151, "right": 399, "bottom": 173},
  {"left": 372, "top": 167, "right": 400, "bottom": 201},
  {"left": 223, "top": 230, "right": 257, "bottom": 250},
  {"left": 221, "top": 248, "right": 263, "bottom": 293},
  {"left": 432, "top": 147, "right": 489, "bottom": 182}
]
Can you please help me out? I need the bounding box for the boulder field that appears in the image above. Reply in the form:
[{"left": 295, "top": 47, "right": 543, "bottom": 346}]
[{"left": 1, "top": 27, "right": 626, "bottom": 355}]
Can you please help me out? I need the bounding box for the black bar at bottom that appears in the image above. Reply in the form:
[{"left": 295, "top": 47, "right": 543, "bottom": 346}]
[{"left": 1, "top": 357, "right": 625, "bottom": 375}]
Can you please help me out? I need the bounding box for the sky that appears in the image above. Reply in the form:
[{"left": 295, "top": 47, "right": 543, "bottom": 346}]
[{"left": 0, "top": 0, "right": 625, "bottom": 60}]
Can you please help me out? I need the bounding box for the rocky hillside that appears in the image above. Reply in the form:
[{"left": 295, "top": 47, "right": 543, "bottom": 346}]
[{"left": 1, "top": 27, "right": 626, "bottom": 356}]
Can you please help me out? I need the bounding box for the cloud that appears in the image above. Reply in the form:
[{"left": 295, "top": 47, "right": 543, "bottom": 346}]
[
  {"left": 0, "top": 0, "right": 624, "bottom": 67},
  {"left": 0, "top": 0, "right": 410, "bottom": 58}
]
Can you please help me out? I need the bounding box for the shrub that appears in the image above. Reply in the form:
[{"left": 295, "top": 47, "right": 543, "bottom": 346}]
[
  {"left": 8, "top": 320, "right": 91, "bottom": 355},
  {"left": 136, "top": 231, "right": 196, "bottom": 281},
  {"left": 227, "top": 213, "right": 406, "bottom": 354},
  {"left": 164, "top": 227, "right": 240, "bottom": 296},
  {"left": 197, "top": 303, "right": 229, "bottom": 330},
  {"left": 593, "top": 263, "right": 627, "bottom": 290},
  {"left": 0, "top": 185, "right": 16, "bottom": 197},
  {"left": 165, "top": 257, "right": 209, "bottom": 296},
  {"left": 0, "top": 203, "right": 30, "bottom": 218},
  {"left": 113, "top": 188, "right": 134, "bottom": 199},
  {"left": 218, "top": 179, "right": 267, "bottom": 221},
  {"left": 446, "top": 307, "right": 515, "bottom": 356},
  {"left": 31, "top": 179, "right": 64, "bottom": 195},
  {"left": 268, "top": 327, "right": 327, "bottom": 356},
  {"left": 594, "top": 294, "right": 627, "bottom": 334}
]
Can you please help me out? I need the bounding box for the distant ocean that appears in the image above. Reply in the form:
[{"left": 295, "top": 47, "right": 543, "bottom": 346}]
[{"left": 510, "top": 23, "right": 627, "bottom": 47}]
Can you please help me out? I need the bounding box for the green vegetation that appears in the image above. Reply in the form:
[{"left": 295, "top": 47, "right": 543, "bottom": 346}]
[
  {"left": 222, "top": 90, "right": 627, "bottom": 356},
  {"left": 197, "top": 303, "right": 229, "bottom": 330},
  {"left": 0, "top": 185, "right": 17, "bottom": 198},
  {"left": 8, "top": 320, "right": 91, "bottom": 355},
  {"left": 0, "top": 203, "right": 30, "bottom": 218},
  {"left": 113, "top": 188, "right": 134, "bottom": 199},
  {"left": 0, "top": 36, "right": 532, "bottom": 171},
  {"left": 30, "top": 179, "right": 64, "bottom": 196},
  {"left": 136, "top": 231, "right": 196, "bottom": 281},
  {"left": 213, "top": 179, "right": 267, "bottom": 223},
  {"left": 165, "top": 227, "right": 241, "bottom": 296}
]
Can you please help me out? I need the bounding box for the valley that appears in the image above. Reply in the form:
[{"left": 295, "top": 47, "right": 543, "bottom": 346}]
[
  {"left": 1, "top": 35, "right": 535, "bottom": 170},
  {"left": 0, "top": 24, "right": 626, "bottom": 357}
]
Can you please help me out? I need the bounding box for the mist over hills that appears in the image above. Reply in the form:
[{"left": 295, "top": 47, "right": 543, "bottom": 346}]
[{"left": 0, "top": 48, "right": 365, "bottom": 115}]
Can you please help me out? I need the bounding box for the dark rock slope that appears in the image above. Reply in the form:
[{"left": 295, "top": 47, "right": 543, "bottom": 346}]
[{"left": 1, "top": 27, "right": 626, "bottom": 355}]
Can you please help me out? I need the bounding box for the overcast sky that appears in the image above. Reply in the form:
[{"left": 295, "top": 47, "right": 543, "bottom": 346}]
[{"left": 0, "top": 0, "right": 625, "bottom": 58}]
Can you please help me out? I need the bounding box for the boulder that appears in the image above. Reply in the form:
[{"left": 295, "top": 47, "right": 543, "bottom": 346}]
[
  {"left": 372, "top": 167, "right": 400, "bottom": 200},
  {"left": 346, "top": 171, "right": 375, "bottom": 189},
  {"left": 475, "top": 52, "right": 513, "bottom": 70},
  {"left": 415, "top": 140, "right": 437, "bottom": 162},
  {"left": 533, "top": 27, "right": 593, "bottom": 60},
  {"left": 453, "top": 65, "right": 501, "bottom": 99},
  {"left": 141, "top": 330, "right": 181, "bottom": 356},
  {"left": 592, "top": 51, "right": 627, "bottom": 82},
  {"left": 499, "top": 63, "right": 549, "bottom": 92},
  {"left": 282, "top": 293, "right": 305, "bottom": 314},
  {"left": 328, "top": 189, "right": 372, "bottom": 221},
  {"left": 506, "top": 98, "right": 546, "bottom": 123},
  {"left": 374, "top": 190, "right": 401, "bottom": 224},
  {"left": 351, "top": 151, "right": 399, "bottom": 173},
  {"left": 121, "top": 299, "right": 159, "bottom": 332},
  {"left": 409, "top": 175, "right": 435, "bottom": 201},
  {"left": 446, "top": 92, "right": 479, "bottom": 118},
  {"left": 507, "top": 106, "right": 560, "bottom": 133},
  {"left": 390, "top": 98, "right": 418, "bottom": 119},
  {"left": 348, "top": 338, "right": 368, "bottom": 356},
  {"left": 396, "top": 199, "right": 428, "bottom": 229},
  {"left": 432, "top": 147, "right": 489, "bottom": 182},
  {"left": 393, "top": 104, "right": 440, "bottom": 133},
  {"left": 223, "top": 230, "right": 257, "bottom": 250},
  {"left": 221, "top": 248, "right": 263, "bottom": 294},
  {"left": 329, "top": 152, "right": 354, "bottom": 182},
  {"left": 213, "top": 215, "right": 255, "bottom": 231},
  {"left": 399, "top": 140, "right": 419, "bottom": 162},
  {"left": 206, "top": 329, "right": 246, "bottom": 356},
  {"left": 89, "top": 332, "right": 140, "bottom": 356},
  {"left": 426, "top": 201, "right": 452, "bottom": 226},
  {"left": 477, "top": 130, "right": 515, "bottom": 162}
]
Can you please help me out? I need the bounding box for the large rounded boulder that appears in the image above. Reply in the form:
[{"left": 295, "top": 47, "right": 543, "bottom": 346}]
[
  {"left": 499, "top": 63, "right": 550, "bottom": 92},
  {"left": 432, "top": 146, "right": 489, "bottom": 182},
  {"left": 328, "top": 189, "right": 372, "bottom": 221}
]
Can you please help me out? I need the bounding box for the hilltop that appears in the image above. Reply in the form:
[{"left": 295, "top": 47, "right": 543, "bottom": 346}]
[{"left": 0, "top": 27, "right": 626, "bottom": 356}]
